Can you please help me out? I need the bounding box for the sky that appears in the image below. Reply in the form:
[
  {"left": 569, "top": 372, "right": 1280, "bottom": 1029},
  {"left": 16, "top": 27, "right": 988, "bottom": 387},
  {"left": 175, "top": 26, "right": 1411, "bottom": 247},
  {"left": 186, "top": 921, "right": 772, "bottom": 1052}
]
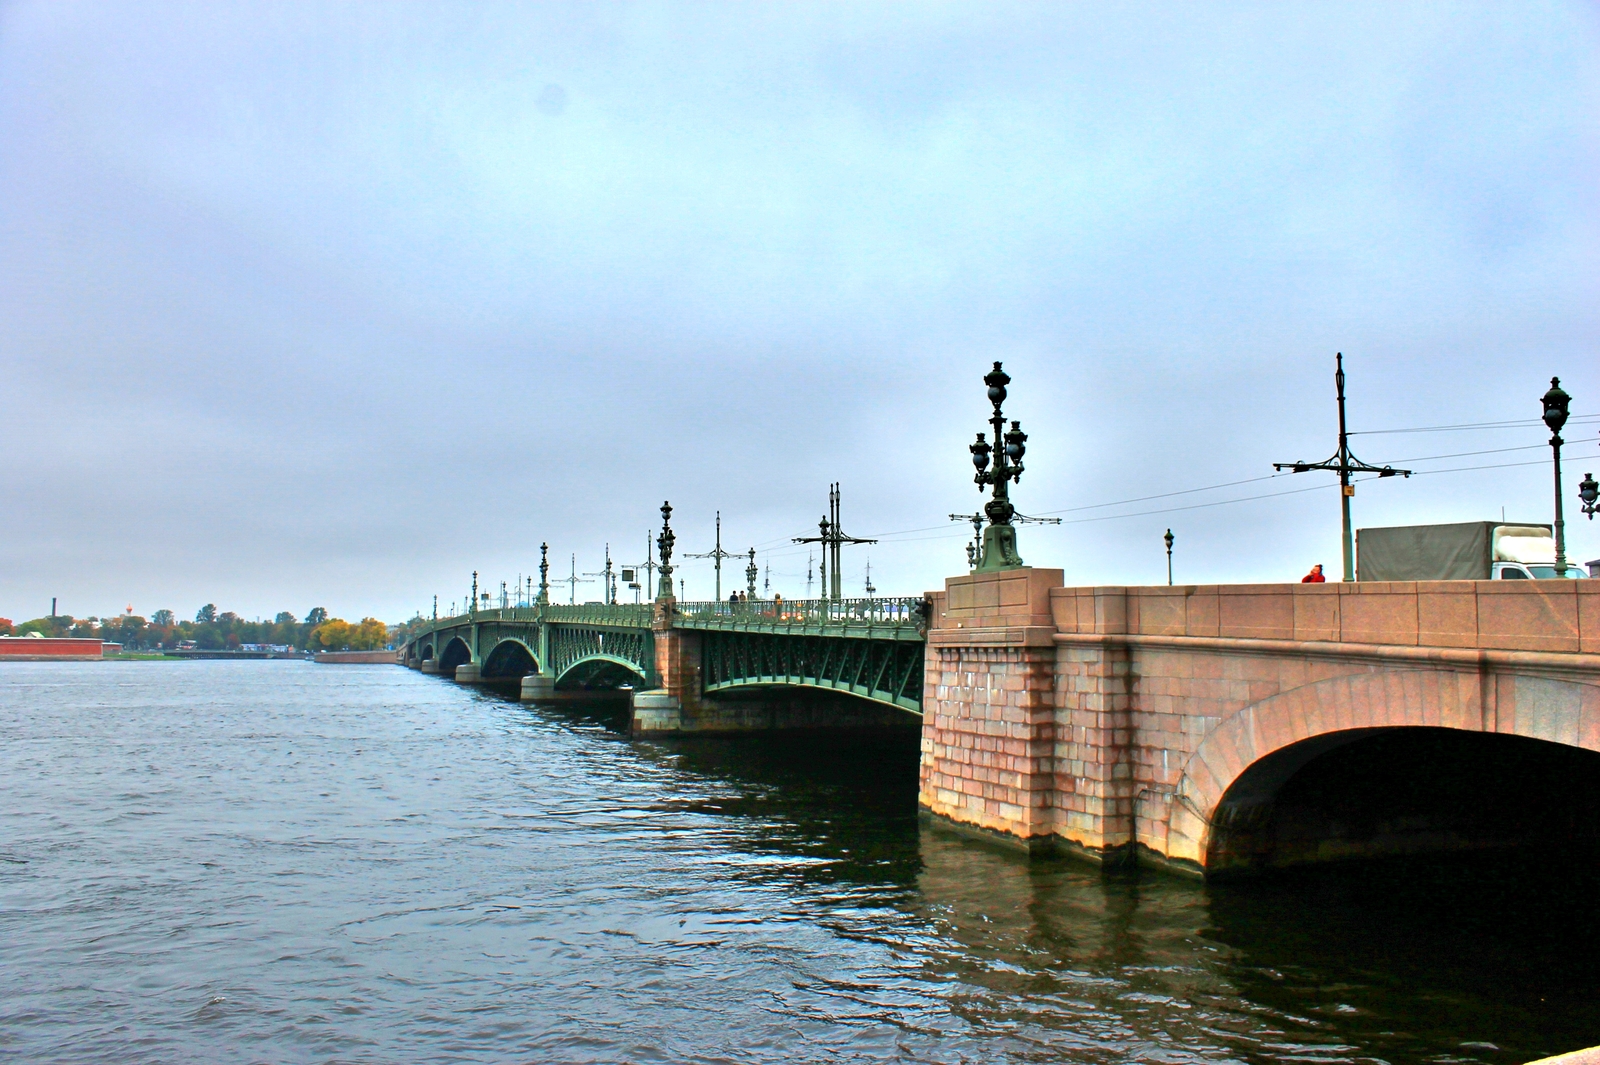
[{"left": 1, "top": 1, "right": 1597, "bottom": 624}]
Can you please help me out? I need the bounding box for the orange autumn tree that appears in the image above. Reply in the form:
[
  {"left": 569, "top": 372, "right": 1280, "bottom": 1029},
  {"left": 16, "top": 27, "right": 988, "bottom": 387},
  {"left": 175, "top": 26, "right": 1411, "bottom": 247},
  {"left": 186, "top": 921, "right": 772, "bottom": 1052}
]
[{"left": 309, "top": 617, "right": 390, "bottom": 651}]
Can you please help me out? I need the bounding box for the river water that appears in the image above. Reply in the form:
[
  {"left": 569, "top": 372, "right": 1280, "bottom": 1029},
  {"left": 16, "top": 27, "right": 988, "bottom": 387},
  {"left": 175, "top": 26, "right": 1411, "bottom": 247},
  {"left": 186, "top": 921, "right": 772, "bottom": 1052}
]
[{"left": 2, "top": 662, "right": 1596, "bottom": 1064}]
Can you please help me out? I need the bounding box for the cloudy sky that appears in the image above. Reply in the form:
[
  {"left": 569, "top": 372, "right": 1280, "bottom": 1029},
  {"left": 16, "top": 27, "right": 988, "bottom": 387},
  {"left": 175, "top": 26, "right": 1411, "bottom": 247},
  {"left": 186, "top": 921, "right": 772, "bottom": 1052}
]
[{"left": 2, "top": 1, "right": 1597, "bottom": 623}]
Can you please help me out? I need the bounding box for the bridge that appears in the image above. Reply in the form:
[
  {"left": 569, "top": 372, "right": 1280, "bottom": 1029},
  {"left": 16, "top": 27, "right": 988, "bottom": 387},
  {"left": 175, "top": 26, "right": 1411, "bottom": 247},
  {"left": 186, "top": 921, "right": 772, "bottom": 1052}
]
[
  {"left": 404, "top": 566, "right": 1600, "bottom": 877},
  {"left": 403, "top": 595, "right": 929, "bottom": 725},
  {"left": 399, "top": 358, "right": 1599, "bottom": 877}
]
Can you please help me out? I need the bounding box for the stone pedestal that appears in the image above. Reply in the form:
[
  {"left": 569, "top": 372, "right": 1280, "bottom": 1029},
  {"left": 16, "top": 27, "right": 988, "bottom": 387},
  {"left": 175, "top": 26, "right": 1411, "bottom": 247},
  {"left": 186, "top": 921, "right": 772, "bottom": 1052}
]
[
  {"left": 631, "top": 690, "right": 684, "bottom": 734},
  {"left": 920, "top": 566, "right": 1064, "bottom": 852},
  {"left": 454, "top": 662, "right": 481, "bottom": 683},
  {"left": 520, "top": 674, "right": 555, "bottom": 701},
  {"left": 420, "top": 660, "right": 439, "bottom": 674}
]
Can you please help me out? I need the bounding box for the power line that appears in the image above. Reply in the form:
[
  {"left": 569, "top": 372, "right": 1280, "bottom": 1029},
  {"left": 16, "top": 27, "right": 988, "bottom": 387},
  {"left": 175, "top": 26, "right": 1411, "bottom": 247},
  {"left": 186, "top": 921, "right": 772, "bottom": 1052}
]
[{"left": 1351, "top": 414, "right": 1600, "bottom": 436}]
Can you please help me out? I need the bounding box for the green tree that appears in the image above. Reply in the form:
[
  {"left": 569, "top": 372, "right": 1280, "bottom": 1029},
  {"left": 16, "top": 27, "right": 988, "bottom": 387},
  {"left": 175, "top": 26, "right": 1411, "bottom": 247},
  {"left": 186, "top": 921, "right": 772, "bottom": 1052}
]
[
  {"left": 152, "top": 609, "right": 175, "bottom": 627},
  {"left": 195, "top": 604, "right": 217, "bottom": 624},
  {"left": 305, "top": 607, "right": 328, "bottom": 626},
  {"left": 274, "top": 611, "right": 296, "bottom": 625}
]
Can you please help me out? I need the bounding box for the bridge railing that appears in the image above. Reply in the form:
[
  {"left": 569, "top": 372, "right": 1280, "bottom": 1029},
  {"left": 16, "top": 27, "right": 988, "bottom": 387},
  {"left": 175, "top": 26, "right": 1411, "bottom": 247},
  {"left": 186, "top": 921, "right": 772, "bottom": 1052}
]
[
  {"left": 673, "top": 596, "right": 927, "bottom": 638},
  {"left": 538, "top": 602, "right": 655, "bottom": 627}
]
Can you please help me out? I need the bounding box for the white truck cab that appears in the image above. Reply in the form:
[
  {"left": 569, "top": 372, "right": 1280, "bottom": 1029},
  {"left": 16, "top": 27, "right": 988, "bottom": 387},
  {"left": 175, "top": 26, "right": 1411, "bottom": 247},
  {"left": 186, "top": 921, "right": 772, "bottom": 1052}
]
[{"left": 1491, "top": 526, "right": 1588, "bottom": 579}]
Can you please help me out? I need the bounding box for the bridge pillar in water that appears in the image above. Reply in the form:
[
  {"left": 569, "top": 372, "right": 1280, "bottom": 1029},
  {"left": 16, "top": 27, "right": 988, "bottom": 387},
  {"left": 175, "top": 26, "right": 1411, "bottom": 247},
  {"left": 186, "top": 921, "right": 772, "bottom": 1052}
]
[
  {"left": 920, "top": 567, "right": 1077, "bottom": 855},
  {"left": 520, "top": 673, "right": 555, "bottom": 700},
  {"left": 454, "top": 662, "right": 481, "bottom": 683},
  {"left": 420, "top": 660, "right": 439, "bottom": 674},
  {"left": 630, "top": 597, "right": 702, "bottom": 735}
]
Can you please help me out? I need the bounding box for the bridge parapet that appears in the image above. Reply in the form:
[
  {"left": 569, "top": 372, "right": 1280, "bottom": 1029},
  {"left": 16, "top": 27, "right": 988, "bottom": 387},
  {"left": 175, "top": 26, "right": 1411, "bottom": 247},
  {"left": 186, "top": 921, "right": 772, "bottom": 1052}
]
[
  {"left": 673, "top": 596, "right": 926, "bottom": 640},
  {"left": 538, "top": 602, "right": 655, "bottom": 628}
]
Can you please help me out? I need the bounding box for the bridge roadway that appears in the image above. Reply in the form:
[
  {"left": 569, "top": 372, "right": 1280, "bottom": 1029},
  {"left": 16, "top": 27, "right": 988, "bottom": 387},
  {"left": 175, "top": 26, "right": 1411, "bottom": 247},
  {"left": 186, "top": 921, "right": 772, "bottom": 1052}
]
[{"left": 403, "top": 573, "right": 1600, "bottom": 878}]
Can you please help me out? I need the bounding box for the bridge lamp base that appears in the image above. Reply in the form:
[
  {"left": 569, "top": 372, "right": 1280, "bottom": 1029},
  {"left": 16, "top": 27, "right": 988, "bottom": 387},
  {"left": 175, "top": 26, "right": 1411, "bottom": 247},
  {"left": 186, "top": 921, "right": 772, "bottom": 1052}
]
[{"left": 976, "top": 524, "right": 1024, "bottom": 572}]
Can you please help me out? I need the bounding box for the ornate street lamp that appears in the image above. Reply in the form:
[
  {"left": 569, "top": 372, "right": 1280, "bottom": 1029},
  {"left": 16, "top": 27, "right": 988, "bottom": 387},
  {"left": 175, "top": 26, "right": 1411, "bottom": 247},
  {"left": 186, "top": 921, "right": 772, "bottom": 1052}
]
[
  {"left": 745, "top": 547, "right": 758, "bottom": 600},
  {"left": 969, "top": 361, "right": 1028, "bottom": 570},
  {"left": 537, "top": 543, "right": 550, "bottom": 605},
  {"left": 1580, "top": 471, "right": 1598, "bottom": 521},
  {"left": 656, "top": 501, "right": 676, "bottom": 600},
  {"left": 1541, "top": 377, "right": 1571, "bottom": 576},
  {"left": 1164, "top": 529, "right": 1175, "bottom": 586}
]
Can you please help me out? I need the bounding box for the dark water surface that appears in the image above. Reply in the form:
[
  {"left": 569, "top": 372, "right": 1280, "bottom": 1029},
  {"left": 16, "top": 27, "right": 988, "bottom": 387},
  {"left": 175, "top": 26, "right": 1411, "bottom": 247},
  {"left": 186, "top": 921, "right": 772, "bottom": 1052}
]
[{"left": 2, "top": 663, "right": 1597, "bottom": 1064}]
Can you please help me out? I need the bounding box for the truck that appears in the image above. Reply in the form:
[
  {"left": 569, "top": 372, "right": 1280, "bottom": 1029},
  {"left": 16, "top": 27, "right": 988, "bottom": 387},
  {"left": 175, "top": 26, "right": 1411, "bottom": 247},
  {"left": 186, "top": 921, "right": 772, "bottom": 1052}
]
[{"left": 1355, "top": 521, "right": 1590, "bottom": 581}]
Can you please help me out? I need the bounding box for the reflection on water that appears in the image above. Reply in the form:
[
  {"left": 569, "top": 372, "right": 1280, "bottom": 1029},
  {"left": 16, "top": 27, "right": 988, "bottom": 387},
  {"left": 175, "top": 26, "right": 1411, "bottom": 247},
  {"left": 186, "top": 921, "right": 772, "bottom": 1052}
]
[{"left": 1, "top": 663, "right": 1596, "bottom": 1063}]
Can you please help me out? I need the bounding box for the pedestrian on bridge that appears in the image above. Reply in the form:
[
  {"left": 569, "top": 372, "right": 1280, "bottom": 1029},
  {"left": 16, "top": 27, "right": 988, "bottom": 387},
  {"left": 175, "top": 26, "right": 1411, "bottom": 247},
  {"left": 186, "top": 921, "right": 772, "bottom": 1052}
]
[{"left": 1301, "top": 564, "right": 1326, "bottom": 583}]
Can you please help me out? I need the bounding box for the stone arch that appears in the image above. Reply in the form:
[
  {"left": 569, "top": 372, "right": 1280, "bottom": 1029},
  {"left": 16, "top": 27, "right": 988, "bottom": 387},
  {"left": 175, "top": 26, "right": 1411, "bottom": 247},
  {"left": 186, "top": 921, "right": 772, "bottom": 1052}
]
[
  {"left": 481, "top": 638, "right": 538, "bottom": 680},
  {"left": 1166, "top": 668, "right": 1600, "bottom": 871},
  {"left": 436, "top": 636, "right": 473, "bottom": 676}
]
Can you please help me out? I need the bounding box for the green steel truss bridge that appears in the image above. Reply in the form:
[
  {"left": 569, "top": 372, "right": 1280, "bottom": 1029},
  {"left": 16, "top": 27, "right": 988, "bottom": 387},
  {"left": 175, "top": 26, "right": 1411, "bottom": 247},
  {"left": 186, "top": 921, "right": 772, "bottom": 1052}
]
[{"left": 403, "top": 597, "right": 928, "bottom": 714}]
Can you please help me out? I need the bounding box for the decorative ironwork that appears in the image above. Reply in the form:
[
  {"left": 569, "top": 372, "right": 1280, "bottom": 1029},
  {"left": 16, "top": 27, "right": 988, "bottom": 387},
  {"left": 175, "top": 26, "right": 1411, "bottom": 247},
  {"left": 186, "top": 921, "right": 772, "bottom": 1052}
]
[
  {"left": 657, "top": 501, "right": 676, "bottom": 600},
  {"left": 700, "top": 630, "right": 924, "bottom": 713},
  {"left": 969, "top": 362, "right": 1031, "bottom": 571},
  {"left": 547, "top": 624, "right": 654, "bottom": 686},
  {"left": 672, "top": 596, "right": 926, "bottom": 639}
]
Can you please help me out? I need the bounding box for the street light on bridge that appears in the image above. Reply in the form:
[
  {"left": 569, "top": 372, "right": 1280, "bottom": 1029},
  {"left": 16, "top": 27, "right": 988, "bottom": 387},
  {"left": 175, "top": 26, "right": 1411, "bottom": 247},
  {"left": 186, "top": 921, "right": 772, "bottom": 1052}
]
[
  {"left": 969, "top": 361, "right": 1029, "bottom": 571},
  {"left": 745, "top": 548, "right": 758, "bottom": 600},
  {"left": 1541, "top": 377, "right": 1572, "bottom": 576},
  {"left": 1580, "top": 471, "right": 1598, "bottom": 521},
  {"left": 656, "top": 501, "right": 676, "bottom": 601}
]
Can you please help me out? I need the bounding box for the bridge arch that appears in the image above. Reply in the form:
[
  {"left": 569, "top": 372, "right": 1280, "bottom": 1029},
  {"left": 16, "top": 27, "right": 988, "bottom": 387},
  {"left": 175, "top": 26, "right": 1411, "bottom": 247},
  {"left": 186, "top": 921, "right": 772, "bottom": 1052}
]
[
  {"left": 481, "top": 638, "right": 538, "bottom": 680},
  {"left": 436, "top": 637, "right": 473, "bottom": 677},
  {"left": 1169, "top": 669, "right": 1600, "bottom": 874},
  {"left": 555, "top": 653, "right": 649, "bottom": 690}
]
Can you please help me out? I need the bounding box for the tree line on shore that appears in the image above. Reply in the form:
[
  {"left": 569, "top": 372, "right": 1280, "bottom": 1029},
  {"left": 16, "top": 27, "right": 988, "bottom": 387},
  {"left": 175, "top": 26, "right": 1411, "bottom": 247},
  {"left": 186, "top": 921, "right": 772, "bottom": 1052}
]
[{"left": 0, "top": 606, "right": 429, "bottom": 652}]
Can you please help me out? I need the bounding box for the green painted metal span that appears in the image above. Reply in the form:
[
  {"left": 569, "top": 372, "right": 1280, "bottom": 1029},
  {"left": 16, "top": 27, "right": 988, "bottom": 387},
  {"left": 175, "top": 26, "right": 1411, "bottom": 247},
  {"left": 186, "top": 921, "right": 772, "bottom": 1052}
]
[{"left": 403, "top": 598, "right": 927, "bottom": 711}]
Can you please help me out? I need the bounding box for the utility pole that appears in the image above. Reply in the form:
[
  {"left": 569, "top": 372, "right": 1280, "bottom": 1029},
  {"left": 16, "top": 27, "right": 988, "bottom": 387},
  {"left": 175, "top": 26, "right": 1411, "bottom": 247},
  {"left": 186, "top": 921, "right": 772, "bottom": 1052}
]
[
  {"left": 864, "top": 558, "right": 876, "bottom": 597},
  {"left": 563, "top": 554, "right": 595, "bottom": 604},
  {"left": 806, "top": 551, "right": 814, "bottom": 599},
  {"left": 686, "top": 511, "right": 738, "bottom": 602},
  {"left": 763, "top": 562, "right": 770, "bottom": 598},
  {"left": 793, "top": 483, "right": 876, "bottom": 600},
  {"left": 1274, "top": 353, "right": 1411, "bottom": 582},
  {"left": 582, "top": 545, "right": 615, "bottom": 604}
]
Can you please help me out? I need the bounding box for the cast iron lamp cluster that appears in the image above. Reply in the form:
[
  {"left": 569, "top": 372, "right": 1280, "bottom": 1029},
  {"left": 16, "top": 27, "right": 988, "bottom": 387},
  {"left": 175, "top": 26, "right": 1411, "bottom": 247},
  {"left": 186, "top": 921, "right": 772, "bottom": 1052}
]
[{"left": 968, "top": 361, "right": 1028, "bottom": 571}]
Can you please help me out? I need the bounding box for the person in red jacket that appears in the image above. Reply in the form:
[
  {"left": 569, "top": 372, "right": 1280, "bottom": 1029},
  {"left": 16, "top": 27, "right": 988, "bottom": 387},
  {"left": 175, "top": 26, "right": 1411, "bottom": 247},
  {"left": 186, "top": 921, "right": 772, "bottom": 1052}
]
[{"left": 1301, "top": 564, "right": 1326, "bottom": 583}]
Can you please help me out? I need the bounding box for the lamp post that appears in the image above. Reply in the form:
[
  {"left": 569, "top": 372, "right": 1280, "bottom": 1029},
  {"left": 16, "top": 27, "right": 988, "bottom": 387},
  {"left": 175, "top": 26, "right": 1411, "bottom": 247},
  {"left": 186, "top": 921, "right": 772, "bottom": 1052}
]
[
  {"left": 1579, "top": 471, "right": 1598, "bottom": 521},
  {"left": 1542, "top": 377, "right": 1571, "bottom": 576},
  {"left": 537, "top": 543, "right": 550, "bottom": 604},
  {"left": 745, "top": 548, "right": 758, "bottom": 600},
  {"left": 1164, "top": 529, "right": 1174, "bottom": 585},
  {"left": 656, "top": 501, "right": 676, "bottom": 600},
  {"left": 969, "top": 361, "right": 1028, "bottom": 571}
]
